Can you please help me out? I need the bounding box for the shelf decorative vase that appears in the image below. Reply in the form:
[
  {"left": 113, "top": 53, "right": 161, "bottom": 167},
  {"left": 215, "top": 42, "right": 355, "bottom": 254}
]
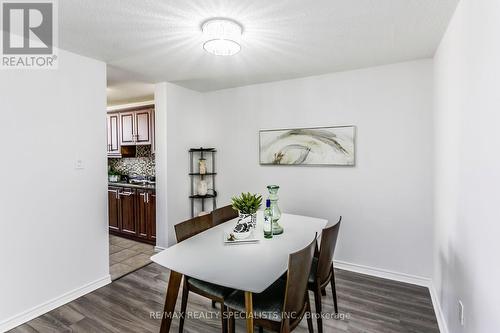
[
  {"left": 267, "top": 185, "right": 284, "bottom": 235},
  {"left": 197, "top": 179, "right": 208, "bottom": 196},
  {"left": 199, "top": 157, "right": 207, "bottom": 175}
]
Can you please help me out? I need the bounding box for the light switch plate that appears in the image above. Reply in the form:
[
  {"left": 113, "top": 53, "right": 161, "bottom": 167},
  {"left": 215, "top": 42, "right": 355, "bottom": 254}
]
[{"left": 75, "top": 159, "right": 85, "bottom": 169}]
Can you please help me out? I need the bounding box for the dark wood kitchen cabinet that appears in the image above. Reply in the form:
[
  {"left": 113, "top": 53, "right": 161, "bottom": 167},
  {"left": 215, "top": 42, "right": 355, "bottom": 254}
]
[
  {"left": 108, "top": 186, "right": 156, "bottom": 245},
  {"left": 108, "top": 187, "right": 120, "bottom": 231},
  {"left": 119, "top": 187, "right": 137, "bottom": 236},
  {"left": 136, "top": 189, "right": 156, "bottom": 242},
  {"left": 148, "top": 192, "right": 156, "bottom": 241}
]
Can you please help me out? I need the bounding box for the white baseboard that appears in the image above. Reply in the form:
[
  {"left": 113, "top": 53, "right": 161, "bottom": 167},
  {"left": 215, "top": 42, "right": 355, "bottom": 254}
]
[
  {"left": 333, "top": 260, "right": 448, "bottom": 333},
  {"left": 154, "top": 246, "right": 166, "bottom": 252},
  {"left": 427, "top": 283, "right": 449, "bottom": 333},
  {"left": 333, "top": 259, "right": 431, "bottom": 286},
  {"left": 0, "top": 275, "right": 111, "bottom": 332}
]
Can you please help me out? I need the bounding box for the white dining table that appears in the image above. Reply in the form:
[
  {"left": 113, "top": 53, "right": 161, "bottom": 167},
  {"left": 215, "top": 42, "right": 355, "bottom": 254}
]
[{"left": 151, "top": 212, "right": 328, "bottom": 333}]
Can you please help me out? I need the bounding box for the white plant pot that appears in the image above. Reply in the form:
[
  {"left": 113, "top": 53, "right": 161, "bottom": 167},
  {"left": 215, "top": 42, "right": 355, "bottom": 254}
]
[{"left": 232, "top": 212, "right": 257, "bottom": 240}]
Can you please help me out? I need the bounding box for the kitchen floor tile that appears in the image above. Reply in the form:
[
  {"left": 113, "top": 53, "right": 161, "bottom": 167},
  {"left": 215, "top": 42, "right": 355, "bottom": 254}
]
[
  {"left": 108, "top": 235, "right": 156, "bottom": 281},
  {"left": 120, "top": 253, "right": 152, "bottom": 270},
  {"left": 109, "top": 235, "right": 125, "bottom": 245},
  {"left": 109, "top": 244, "right": 124, "bottom": 255},
  {"left": 110, "top": 248, "right": 137, "bottom": 263},
  {"left": 128, "top": 243, "right": 154, "bottom": 254},
  {"left": 114, "top": 238, "right": 140, "bottom": 249}
]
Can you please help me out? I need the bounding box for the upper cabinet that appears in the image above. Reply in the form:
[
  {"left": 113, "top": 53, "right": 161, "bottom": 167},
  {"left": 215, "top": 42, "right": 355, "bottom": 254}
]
[
  {"left": 120, "top": 109, "right": 153, "bottom": 146},
  {"left": 135, "top": 109, "right": 152, "bottom": 144},
  {"left": 107, "top": 105, "right": 155, "bottom": 157},
  {"left": 107, "top": 113, "right": 121, "bottom": 157},
  {"left": 120, "top": 111, "right": 135, "bottom": 145}
]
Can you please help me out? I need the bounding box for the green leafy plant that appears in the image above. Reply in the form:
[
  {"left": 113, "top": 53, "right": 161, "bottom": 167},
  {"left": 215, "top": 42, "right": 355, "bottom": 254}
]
[
  {"left": 231, "top": 192, "right": 262, "bottom": 215},
  {"left": 108, "top": 167, "right": 121, "bottom": 176}
]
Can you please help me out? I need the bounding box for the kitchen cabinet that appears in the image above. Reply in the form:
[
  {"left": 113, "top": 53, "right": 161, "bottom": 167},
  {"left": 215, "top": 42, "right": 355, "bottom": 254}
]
[
  {"left": 148, "top": 192, "right": 156, "bottom": 241},
  {"left": 119, "top": 109, "right": 153, "bottom": 146},
  {"left": 120, "top": 112, "right": 135, "bottom": 146},
  {"left": 136, "top": 189, "right": 156, "bottom": 242},
  {"left": 108, "top": 186, "right": 156, "bottom": 245},
  {"left": 119, "top": 187, "right": 136, "bottom": 235},
  {"left": 108, "top": 187, "right": 120, "bottom": 231},
  {"left": 135, "top": 110, "right": 152, "bottom": 144},
  {"left": 107, "top": 114, "right": 121, "bottom": 157}
]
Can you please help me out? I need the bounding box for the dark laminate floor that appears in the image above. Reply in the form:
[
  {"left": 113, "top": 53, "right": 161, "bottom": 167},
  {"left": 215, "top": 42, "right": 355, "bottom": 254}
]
[{"left": 9, "top": 263, "right": 439, "bottom": 333}]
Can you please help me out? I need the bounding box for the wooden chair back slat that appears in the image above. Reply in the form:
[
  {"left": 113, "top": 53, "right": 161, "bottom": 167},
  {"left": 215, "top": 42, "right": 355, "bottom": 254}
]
[
  {"left": 174, "top": 214, "right": 213, "bottom": 243},
  {"left": 283, "top": 235, "right": 317, "bottom": 316},
  {"left": 316, "top": 217, "right": 342, "bottom": 283},
  {"left": 212, "top": 205, "right": 238, "bottom": 226}
]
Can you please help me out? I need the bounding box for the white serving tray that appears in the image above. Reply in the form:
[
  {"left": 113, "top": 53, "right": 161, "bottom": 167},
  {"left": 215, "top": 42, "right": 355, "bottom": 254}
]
[{"left": 223, "top": 231, "right": 260, "bottom": 245}]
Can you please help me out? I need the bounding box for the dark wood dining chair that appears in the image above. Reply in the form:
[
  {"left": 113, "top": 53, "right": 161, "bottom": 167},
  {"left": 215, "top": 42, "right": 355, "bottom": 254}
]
[
  {"left": 226, "top": 236, "right": 317, "bottom": 333},
  {"left": 212, "top": 204, "right": 238, "bottom": 226},
  {"left": 308, "top": 217, "right": 341, "bottom": 333},
  {"left": 175, "top": 213, "right": 234, "bottom": 333},
  {"left": 209, "top": 204, "right": 239, "bottom": 310}
]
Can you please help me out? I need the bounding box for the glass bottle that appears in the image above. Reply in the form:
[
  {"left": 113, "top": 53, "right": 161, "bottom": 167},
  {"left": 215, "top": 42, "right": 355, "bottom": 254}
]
[
  {"left": 267, "top": 185, "right": 284, "bottom": 235},
  {"left": 264, "top": 199, "right": 273, "bottom": 239}
]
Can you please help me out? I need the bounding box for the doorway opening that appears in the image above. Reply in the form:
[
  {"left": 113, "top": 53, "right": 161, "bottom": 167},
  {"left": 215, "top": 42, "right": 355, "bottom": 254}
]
[{"left": 106, "top": 76, "right": 156, "bottom": 280}]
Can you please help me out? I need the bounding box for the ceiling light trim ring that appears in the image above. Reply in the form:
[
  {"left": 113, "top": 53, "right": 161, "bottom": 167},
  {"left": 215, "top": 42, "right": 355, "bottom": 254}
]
[
  {"left": 201, "top": 18, "right": 243, "bottom": 56},
  {"left": 203, "top": 39, "right": 241, "bottom": 56}
]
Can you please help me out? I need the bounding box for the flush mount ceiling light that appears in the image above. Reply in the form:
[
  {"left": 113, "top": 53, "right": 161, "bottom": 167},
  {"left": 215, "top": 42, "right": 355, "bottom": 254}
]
[{"left": 202, "top": 18, "right": 242, "bottom": 56}]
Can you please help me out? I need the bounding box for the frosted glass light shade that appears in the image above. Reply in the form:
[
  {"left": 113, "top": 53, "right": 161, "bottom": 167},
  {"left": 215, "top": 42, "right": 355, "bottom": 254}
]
[{"left": 202, "top": 19, "right": 242, "bottom": 56}]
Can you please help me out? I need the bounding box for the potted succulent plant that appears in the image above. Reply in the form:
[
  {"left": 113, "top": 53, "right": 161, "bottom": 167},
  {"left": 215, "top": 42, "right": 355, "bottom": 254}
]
[
  {"left": 231, "top": 192, "right": 262, "bottom": 238},
  {"left": 108, "top": 167, "right": 121, "bottom": 183}
]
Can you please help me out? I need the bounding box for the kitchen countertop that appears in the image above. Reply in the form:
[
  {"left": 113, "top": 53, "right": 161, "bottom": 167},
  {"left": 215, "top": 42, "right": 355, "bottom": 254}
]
[{"left": 108, "top": 181, "right": 156, "bottom": 190}]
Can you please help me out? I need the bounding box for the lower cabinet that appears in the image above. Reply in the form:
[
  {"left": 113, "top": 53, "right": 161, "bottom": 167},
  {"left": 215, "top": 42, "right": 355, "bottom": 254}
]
[
  {"left": 108, "top": 186, "right": 156, "bottom": 244},
  {"left": 108, "top": 187, "right": 120, "bottom": 231},
  {"left": 136, "top": 189, "right": 156, "bottom": 243}
]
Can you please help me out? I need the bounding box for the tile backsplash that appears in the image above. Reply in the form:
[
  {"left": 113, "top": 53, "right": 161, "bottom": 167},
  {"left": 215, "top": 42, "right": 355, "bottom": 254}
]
[{"left": 108, "top": 145, "right": 155, "bottom": 177}]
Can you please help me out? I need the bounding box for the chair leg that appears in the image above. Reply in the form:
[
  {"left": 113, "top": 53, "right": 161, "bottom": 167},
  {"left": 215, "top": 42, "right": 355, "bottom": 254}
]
[
  {"left": 280, "top": 318, "right": 290, "bottom": 333},
  {"left": 313, "top": 284, "right": 323, "bottom": 333},
  {"left": 306, "top": 298, "right": 314, "bottom": 333},
  {"left": 221, "top": 304, "right": 228, "bottom": 333},
  {"left": 330, "top": 265, "right": 339, "bottom": 314},
  {"left": 179, "top": 282, "right": 189, "bottom": 333},
  {"left": 321, "top": 288, "right": 326, "bottom": 296}
]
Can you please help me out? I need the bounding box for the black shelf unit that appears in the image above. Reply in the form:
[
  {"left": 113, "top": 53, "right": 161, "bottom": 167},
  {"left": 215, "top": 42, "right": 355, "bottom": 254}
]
[{"left": 189, "top": 147, "right": 217, "bottom": 217}]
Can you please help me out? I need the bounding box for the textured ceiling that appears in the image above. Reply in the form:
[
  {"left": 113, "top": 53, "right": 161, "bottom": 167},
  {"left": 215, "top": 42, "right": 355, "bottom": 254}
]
[{"left": 60, "top": 0, "right": 459, "bottom": 92}]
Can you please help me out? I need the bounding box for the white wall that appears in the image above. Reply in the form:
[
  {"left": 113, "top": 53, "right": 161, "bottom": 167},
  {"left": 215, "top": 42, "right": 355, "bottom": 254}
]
[
  {"left": 200, "top": 60, "right": 434, "bottom": 279},
  {"left": 433, "top": 0, "right": 500, "bottom": 332},
  {"left": 0, "top": 50, "right": 109, "bottom": 331},
  {"left": 155, "top": 83, "right": 208, "bottom": 248}
]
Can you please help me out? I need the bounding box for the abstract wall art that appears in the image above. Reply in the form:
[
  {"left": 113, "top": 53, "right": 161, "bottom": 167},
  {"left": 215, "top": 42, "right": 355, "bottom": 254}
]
[{"left": 259, "top": 126, "right": 356, "bottom": 166}]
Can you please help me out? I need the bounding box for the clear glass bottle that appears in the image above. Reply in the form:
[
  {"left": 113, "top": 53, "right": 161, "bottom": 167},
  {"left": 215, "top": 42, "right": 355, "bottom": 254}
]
[
  {"left": 264, "top": 199, "right": 273, "bottom": 239},
  {"left": 267, "top": 185, "right": 284, "bottom": 235}
]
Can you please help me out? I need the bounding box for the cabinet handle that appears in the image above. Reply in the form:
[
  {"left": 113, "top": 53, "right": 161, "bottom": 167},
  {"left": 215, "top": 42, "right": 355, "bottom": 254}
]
[
  {"left": 108, "top": 189, "right": 119, "bottom": 199},
  {"left": 119, "top": 191, "right": 133, "bottom": 197},
  {"left": 146, "top": 192, "right": 149, "bottom": 204},
  {"left": 140, "top": 192, "right": 146, "bottom": 203}
]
